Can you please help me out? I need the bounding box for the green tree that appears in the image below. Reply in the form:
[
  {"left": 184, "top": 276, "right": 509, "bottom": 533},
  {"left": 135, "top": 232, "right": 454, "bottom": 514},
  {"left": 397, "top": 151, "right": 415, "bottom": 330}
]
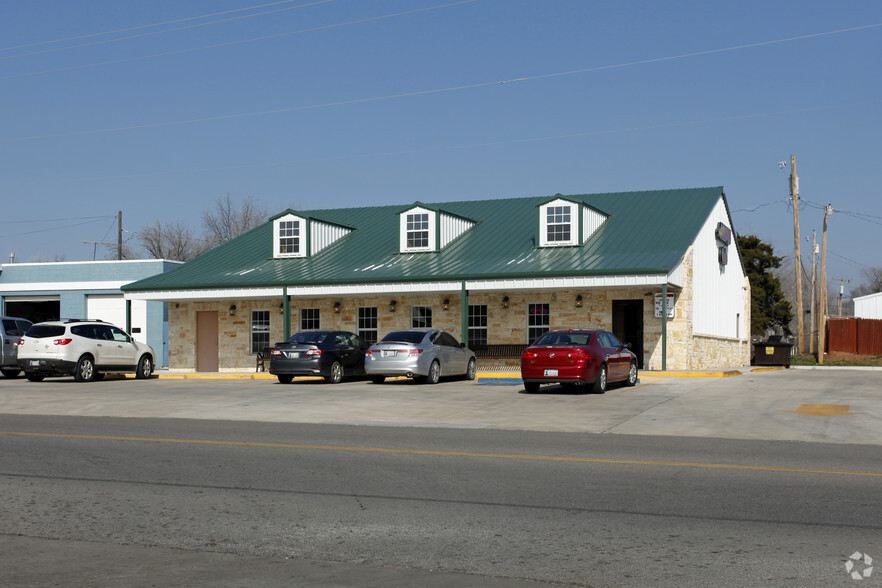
[{"left": 737, "top": 234, "right": 793, "bottom": 337}]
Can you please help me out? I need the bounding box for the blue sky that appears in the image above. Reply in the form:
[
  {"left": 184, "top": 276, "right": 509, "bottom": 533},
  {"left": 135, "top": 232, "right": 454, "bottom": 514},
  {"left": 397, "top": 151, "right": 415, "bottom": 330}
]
[{"left": 2, "top": 0, "right": 880, "bottom": 296}]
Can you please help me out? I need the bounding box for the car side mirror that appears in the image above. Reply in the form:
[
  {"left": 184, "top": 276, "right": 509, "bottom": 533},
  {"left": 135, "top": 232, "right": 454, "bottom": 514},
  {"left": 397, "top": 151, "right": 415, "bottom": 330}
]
[{"left": 622, "top": 342, "right": 631, "bottom": 349}]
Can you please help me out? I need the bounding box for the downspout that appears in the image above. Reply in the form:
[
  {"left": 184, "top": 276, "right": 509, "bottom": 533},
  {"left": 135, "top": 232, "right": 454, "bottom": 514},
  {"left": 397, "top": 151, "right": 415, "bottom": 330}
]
[
  {"left": 461, "top": 281, "right": 468, "bottom": 347},
  {"left": 283, "top": 286, "right": 291, "bottom": 341},
  {"left": 125, "top": 299, "right": 132, "bottom": 334}
]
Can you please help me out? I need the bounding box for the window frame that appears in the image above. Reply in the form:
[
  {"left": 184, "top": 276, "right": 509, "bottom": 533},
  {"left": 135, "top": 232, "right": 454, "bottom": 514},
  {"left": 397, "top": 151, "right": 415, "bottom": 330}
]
[
  {"left": 399, "top": 207, "right": 436, "bottom": 253},
  {"left": 467, "top": 304, "right": 488, "bottom": 346},
  {"left": 300, "top": 308, "right": 320, "bottom": 331},
  {"left": 539, "top": 199, "right": 579, "bottom": 247},
  {"left": 411, "top": 305, "right": 433, "bottom": 328},
  {"left": 527, "top": 303, "right": 550, "bottom": 344},
  {"left": 357, "top": 307, "right": 378, "bottom": 345},
  {"left": 251, "top": 310, "right": 271, "bottom": 354}
]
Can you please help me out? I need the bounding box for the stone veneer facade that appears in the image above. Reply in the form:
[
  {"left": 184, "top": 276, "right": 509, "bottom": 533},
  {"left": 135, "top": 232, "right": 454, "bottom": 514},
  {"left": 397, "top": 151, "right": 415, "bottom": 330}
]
[{"left": 167, "top": 249, "right": 750, "bottom": 371}]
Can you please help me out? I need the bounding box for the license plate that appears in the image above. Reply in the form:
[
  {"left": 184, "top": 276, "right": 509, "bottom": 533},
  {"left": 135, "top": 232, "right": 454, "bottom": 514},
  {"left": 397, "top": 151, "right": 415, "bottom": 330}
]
[
  {"left": 287, "top": 352, "right": 300, "bottom": 358},
  {"left": 382, "top": 350, "right": 396, "bottom": 357},
  {"left": 544, "top": 369, "right": 558, "bottom": 377},
  {"left": 30, "top": 360, "right": 40, "bottom": 367}
]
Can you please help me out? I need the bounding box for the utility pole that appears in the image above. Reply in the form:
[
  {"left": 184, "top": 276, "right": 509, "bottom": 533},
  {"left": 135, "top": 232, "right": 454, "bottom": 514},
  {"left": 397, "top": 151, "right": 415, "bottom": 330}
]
[
  {"left": 808, "top": 231, "right": 818, "bottom": 354},
  {"left": 117, "top": 210, "right": 123, "bottom": 261},
  {"left": 789, "top": 155, "right": 804, "bottom": 353},
  {"left": 832, "top": 278, "right": 851, "bottom": 317},
  {"left": 818, "top": 205, "right": 833, "bottom": 365}
]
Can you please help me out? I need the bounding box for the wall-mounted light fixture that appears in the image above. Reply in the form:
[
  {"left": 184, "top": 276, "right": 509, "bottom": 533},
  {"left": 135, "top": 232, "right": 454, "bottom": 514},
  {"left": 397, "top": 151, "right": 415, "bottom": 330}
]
[
  {"left": 229, "top": 304, "right": 237, "bottom": 316},
  {"left": 442, "top": 298, "right": 450, "bottom": 311},
  {"left": 502, "top": 296, "right": 510, "bottom": 309},
  {"left": 333, "top": 301, "right": 341, "bottom": 314},
  {"left": 575, "top": 294, "right": 583, "bottom": 308},
  {"left": 644, "top": 292, "right": 653, "bottom": 297},
  {"left": 279, "top": 302, "right": 285, "bottom": 315},
  {"left": 389, "top": 300, "right": 397, "bottom": 312}
]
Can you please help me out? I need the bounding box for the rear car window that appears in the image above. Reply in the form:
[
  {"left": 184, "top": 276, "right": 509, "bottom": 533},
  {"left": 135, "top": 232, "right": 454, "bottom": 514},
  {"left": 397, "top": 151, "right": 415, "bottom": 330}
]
[
  {"left": 381, "top": 331, "right": 426, "bottom": 344},
  {"left": 3, "top": 319, "right": 28, "bottom": 337},
  {"left": 534, "top": 332, "right": 592, "bottom": 346},
  {"left": 25, "top": 325, "right": 66, "bottom": 338},
  {"left": 287, "top": 332, "right": 330, "bottom": 345}
]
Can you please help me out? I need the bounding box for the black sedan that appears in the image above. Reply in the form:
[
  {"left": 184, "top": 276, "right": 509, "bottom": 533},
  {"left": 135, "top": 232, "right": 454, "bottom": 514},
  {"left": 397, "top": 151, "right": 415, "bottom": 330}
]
[{"left": 269, "top": 330, "right": 368, "bottom": 384}]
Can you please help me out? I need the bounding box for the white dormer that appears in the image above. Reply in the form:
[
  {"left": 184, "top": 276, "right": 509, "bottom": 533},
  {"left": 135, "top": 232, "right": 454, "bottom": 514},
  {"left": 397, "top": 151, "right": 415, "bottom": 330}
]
[
  {"left": 273, "top": 213, "right": 306, "bottom": 258},
  {"left": 539, "top": 198, "right": 579, "bottom": 247},
  {"left": 537, "top": 196, "right": 608, "bottom": 248},
  {"left": 400, "top": 206, "right": 437, "bottom": 253}
]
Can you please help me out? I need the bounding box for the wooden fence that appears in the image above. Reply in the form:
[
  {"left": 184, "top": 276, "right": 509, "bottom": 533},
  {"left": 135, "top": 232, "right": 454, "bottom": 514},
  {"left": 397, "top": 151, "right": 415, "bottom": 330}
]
[{"left": 827, "top": 317, "right": 882, "bottom": 355}]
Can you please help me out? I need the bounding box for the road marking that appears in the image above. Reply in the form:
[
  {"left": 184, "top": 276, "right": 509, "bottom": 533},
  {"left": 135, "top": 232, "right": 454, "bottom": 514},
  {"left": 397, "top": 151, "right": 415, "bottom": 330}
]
[
  {"left": 782, "top": 403, "right": 864, "bottom": 416},
  {"left": 2, "top": 431, "right": 881, "bottom": 477}
]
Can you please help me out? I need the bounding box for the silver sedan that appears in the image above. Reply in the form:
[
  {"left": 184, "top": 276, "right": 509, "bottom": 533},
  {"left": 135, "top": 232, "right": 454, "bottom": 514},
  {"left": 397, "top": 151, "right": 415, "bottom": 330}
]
[{"left": 365, "top": 329, "right": 477, "bottom": 384}]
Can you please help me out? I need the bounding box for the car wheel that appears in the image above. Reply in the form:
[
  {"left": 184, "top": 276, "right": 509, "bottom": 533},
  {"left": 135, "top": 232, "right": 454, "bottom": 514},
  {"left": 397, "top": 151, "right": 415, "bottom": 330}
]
[
  {"left": 464, "top": 358, "right": 477, "bottom": 380},
  {"left": 592, "top": 364, "right": 608, "bottom": 394},
  {"left": 370, "top": 375, "right": 385, "bottom": 384},
  {"left": 325, "top": 361, "right": 343, "bottom": 384},
  {"left": 135, "top": 355, "right": 153, "bottom": 379},
  {"left": 523, "top": 382, "right": 540, "bottom": 393},
  {"left": 26, "top": 372, "right": 44, "bottom": 382},
  {"left": 1, "top": 368, "right": 21, "bottom": 378},
  {"left": 625, "top": 362, "right": 638, "bottom": 387},
  {"left": 74, "top": 356, "right": 96, "bottom": 382},
  {"left": 277, "top": 374, "right": 294, "bottom": 384},
  {"left": 425, "top": 360, "right": 441, "bottom": 385}
]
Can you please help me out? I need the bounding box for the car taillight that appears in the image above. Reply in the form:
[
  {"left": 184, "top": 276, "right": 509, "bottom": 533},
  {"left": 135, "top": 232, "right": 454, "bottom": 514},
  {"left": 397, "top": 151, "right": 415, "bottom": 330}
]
[
  {"left": 568, "top": 349, "right": 590, "bottom": 359},
  {"left": 305, "top": 349, "right": 323, "bottom": 357},
  {"left": 53, "top": 338, "right": 73, "bottom": 346},
  {"left": 365, "top": 349, "right": 372, "bottom": 356},
  {"left": 271, "top": 348, "right": 283, "bottom": 356},
  {"left": 522, "top": 350, "right": 537, "bottom": 359},
  {"left": 18, "top": 338, "right": 25, "bottom": 345},
  {"left": 407, "top": 349, "right": 422, "bottom": 356}
]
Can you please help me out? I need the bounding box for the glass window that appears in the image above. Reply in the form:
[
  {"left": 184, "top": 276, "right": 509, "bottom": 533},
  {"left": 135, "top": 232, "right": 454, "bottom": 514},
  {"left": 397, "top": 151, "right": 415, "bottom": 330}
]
[
  {"left": 358, "top": 307, "right": 378, "bottom": 345},
  {"left": 300, "top": 308, "right": 320, "bottom": 331},
  {"left": 437, "top": 332, "right": 459, "bottom": 347},
  {"left": 406, "top": 213, "right": 429, "bottom": 248},
  {"left": 468, "top": 304, "right": 488, "bottom": 346},
  {"left": 411, "top": 305, "right": 432, "bottom": 328},
  {"left": 527, "top": 303, "right": 550, "bottom": 343},
  {"left": 251, "top": 310, "right": 270, "bottom": 354},
  {"left": 546, "top": 205, "right": 572, "bottom": 242},
  {"left": 382, "top": 330, "right": 427, "bottom": 344},
  {"left": 109, "top": 326, "right": 129, "bottom": 342},
  {"left": 278, "top": 220, "right": 300, "bottom": 255}
]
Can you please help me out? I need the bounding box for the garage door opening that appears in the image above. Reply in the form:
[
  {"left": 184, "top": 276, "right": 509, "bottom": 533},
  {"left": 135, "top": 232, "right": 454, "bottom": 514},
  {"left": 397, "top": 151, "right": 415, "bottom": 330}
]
[{"left": 3, "top": 298, "right": 60, "bottom": 323}]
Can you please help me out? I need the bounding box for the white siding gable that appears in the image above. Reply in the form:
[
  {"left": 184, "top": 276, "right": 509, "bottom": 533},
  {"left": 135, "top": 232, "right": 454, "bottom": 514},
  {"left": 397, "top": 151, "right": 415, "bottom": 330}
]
[
  {"left": 440, "top": 212, "right": 476, "bottom": 248},
  {"left": 400, "top": 206, "right": 436, "bottom": 252},
  {"left": 582, "top": 205, "right": 608, "bottom": 244},
  {"left": 311, "top": 221, "right": 352, "bottom": 255},
  {"left": 273, "top": 213, "right": 306, "bottom": 258},
  {"left": 691, "top": 196, "right": 747, "bottom": 340},
  {"left": 539, "top": 198, "right": 580, "bottom": 247}
]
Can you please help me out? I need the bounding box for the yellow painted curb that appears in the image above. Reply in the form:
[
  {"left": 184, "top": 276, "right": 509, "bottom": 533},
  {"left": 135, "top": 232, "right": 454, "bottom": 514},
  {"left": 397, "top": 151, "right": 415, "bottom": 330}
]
[
  {"left": 644, "top": 370, "right": 742, "bottom": 378},
  {"left": 750, "top": 366, "right": 788, "bottom": 373}
]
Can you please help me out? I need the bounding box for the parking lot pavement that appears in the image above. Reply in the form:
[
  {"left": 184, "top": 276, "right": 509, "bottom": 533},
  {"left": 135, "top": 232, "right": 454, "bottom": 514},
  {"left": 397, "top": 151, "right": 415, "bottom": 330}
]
[{"left": 1, "top": 368, "right": 880, "bottom": 445}]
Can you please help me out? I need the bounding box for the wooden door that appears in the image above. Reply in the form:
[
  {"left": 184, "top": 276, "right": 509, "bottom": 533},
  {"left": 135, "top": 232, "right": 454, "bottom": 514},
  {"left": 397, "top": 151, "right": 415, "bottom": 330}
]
[{"left": 196, "top": 311, "right": 219, "bottom": 372}]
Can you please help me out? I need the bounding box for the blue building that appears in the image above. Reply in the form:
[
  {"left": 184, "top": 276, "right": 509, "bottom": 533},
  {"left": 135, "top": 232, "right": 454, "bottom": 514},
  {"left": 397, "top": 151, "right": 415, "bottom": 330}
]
[{"left": 0, "top": 259, "right": 181, "bottom": 367}]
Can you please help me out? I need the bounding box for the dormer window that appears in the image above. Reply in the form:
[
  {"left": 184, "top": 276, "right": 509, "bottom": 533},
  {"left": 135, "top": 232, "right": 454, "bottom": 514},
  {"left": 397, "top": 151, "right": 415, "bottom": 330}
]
[
  {"left": 406, "top": 213, "right": 430, "bottom": 248},
  {"left": 273, "top": 213, "right": 306, "bottom": 258},
  {"left": 546, "top": 205, "right": 572, "bottom": 243}
]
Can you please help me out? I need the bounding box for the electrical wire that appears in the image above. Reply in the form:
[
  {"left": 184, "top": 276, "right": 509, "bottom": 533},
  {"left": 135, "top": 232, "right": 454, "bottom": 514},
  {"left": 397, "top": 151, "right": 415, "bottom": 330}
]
[
  {"left": 1, "top": 0, "right": 335, "bottom": 62},
  {"left": 0, "top": 0, "right": 479, "bottom": 81},
  {"left": 0, "top": 0, "right": 318, "bottom": 53}
]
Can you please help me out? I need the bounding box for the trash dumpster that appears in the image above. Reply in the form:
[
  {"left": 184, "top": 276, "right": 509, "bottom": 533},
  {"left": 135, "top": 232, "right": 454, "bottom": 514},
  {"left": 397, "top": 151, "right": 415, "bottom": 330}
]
[{"left": 753, "top": 341, "right": 792, "bottom": 367}]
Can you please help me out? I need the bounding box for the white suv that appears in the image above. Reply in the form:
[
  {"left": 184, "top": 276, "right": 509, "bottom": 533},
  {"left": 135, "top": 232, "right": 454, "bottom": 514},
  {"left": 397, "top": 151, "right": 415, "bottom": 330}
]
[{"left": 18, "top": 320, "right": 155, "bottom": 382}]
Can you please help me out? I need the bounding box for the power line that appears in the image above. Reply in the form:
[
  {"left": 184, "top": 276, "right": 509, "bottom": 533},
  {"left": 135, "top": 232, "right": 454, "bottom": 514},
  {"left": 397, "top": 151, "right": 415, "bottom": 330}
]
[
  {"left": 0, "top": 0, "right": 318, "bottom": 53},
  {"left": 1, "top": 0, "right": 335, "bottom": 62},
  {"left": 0, "top": 0, "right": 479, "bottom": 81}
]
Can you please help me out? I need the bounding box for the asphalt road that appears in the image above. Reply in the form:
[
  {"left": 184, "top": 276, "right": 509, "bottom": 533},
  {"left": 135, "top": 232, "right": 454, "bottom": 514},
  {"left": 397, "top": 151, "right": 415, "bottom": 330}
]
[{"left": 2, "top": 412, "right": 880, "bottom": 587}]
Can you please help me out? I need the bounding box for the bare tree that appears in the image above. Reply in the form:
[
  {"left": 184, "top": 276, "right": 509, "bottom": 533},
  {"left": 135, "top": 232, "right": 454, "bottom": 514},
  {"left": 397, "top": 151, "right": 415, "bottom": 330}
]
[
  {"left": 138, "top": 220, "right": 206, "bottom": 261},
  {"left": 851, "top": 267, "right": 882, "bottom": 298},
  {"left": 201, "top": 193, "right": 267, "bottom": 250}
]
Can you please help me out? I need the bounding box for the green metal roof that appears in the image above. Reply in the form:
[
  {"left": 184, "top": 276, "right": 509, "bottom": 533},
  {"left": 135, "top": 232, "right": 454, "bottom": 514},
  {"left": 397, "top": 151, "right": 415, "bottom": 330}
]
[{"left": 123, "top": 187, "right": 725, "bottom": 292}]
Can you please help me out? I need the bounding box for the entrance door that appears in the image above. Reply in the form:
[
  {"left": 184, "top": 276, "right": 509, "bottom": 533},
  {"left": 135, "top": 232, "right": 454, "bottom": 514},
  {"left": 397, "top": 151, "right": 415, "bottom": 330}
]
[
  {"left": 196, "top": 311, "right": 219, "bottom": 372},
  {"left": 612, "top": 300, "right": 644, "bottom": 369}
]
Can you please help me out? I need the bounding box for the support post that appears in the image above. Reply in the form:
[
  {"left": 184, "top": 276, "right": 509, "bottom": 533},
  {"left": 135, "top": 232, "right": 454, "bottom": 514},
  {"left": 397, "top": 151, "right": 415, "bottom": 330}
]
[
  {"left": 790, "top": 155, "right": 804, "bottom": 353},
  {"left": 818, "top": 206, "right": 832, "bottom": 364},
  {"left": 661, "top": 283, "right": 668, "bottom": 371},
  {"left": 125, "top": 299, "right": 132, "bottom": 334},
  {"left": 283, "top": 286, "right": 290, "bottom": 341},
  {"left": 460, "top": 282, "right": 469, "bottom": 347}
]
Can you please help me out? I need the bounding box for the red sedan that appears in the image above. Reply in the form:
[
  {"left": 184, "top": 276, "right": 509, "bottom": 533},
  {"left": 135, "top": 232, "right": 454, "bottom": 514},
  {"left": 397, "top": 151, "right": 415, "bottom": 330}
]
[{"left": 521, "top": 329, "right": 638, "bottom": 393}]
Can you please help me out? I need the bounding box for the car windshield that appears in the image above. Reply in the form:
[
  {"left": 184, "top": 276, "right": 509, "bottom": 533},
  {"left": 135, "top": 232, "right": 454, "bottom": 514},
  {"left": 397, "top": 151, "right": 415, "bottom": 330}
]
[
  {"left": 380, "top": 331, "right": 427, "bottom": 344},
  {"left": 286, "top": 332, "right": 330, "bottom": 345},
  {"left": 534, "top": 332, "right": 591, "bottom": 346},
  {"left": 25, "top": 325, "right": 66, "bottom": 338}
]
